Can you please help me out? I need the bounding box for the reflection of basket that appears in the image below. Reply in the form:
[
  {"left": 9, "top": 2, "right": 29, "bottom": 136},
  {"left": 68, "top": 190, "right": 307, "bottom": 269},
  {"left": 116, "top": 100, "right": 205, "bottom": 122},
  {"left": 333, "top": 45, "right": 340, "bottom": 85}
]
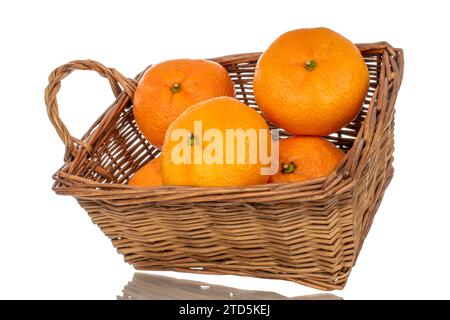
[
  {"left": 118, "top": 273, "right": 342, "bottom": 300},
  {"left": 45, "top": 43, "right": 403, "bottom": 291}
]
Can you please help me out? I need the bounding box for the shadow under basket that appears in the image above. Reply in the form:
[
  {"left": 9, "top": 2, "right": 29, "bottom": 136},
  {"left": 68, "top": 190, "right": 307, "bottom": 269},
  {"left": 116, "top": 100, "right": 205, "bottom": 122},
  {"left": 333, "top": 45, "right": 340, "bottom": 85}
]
[{"left": 45, "top": 42, "right": 403, "bottom": 291}]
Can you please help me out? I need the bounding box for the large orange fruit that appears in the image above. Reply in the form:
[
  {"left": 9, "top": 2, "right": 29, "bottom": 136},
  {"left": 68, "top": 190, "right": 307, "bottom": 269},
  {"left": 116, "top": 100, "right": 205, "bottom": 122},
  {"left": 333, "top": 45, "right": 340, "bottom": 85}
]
[
  {"left": 161, "top": 97, "right": 271, "bottom": 187},
  {"left": 133, "top": 59, "right": 235, "bottom": 148},
  {"left": 254, "top": 27, "right": 369, "bottom": 136},
  {"left": 128, "top": 158, "right": 162, "bottom": 187},
  {"left": 270, "top": 136, "right": 344, "bottom": 183}
]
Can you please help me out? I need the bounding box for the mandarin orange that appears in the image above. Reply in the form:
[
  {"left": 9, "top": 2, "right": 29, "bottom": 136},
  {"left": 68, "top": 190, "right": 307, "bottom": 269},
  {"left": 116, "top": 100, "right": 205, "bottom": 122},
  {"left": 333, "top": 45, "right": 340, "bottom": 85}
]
[
  {"left": 254, "top": 27, "right": 369, "bottom": 136},
  {"left": 128, "top": 158, "right": 162, "bottom": 187},
  {"left": 161, "top": 97, "right": 271, "bottom": 187},
  {"left": 134, "top": 59, "right": 235, "bottom": 148},
  {"left": 270, "top": 136, "right": 344, "bottom": 183}
]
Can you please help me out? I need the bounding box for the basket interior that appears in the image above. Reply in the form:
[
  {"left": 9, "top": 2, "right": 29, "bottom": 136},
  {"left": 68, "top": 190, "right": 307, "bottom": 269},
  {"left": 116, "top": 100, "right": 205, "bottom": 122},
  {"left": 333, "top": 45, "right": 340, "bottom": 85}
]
[{"left": 71, "top": 53, "right": 382, "bottom": 185}]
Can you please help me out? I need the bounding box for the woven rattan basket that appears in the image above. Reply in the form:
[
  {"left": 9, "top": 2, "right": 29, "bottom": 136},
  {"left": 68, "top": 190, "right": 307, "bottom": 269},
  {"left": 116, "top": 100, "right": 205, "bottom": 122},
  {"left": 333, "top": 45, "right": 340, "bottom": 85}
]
[{"left": 45, "top": 42, "right": 403, "bottom": 291}]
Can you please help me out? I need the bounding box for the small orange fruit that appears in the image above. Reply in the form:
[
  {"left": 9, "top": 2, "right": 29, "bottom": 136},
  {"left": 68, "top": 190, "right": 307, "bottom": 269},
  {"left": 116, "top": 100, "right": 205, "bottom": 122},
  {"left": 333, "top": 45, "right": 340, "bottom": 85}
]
[
  {"left": 133, "top": 59, "right": 235, "bottom": 148},
  {"left": 161, "top": 97, "right": 271, "bottom": 187},
  {"left": 270, "top": 136, "right": 344, "bottom": 183},
  {"left": 254, "top": 27, "right": 369, "bottom": 136},
  {"left": 128, "top": 158, "right": 162, "bottom": 187}
]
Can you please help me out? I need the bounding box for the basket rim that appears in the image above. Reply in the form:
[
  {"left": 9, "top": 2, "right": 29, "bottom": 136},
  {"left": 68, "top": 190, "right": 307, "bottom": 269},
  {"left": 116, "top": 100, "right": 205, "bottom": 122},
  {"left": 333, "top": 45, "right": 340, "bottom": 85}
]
[
  {"left": 53, "top": 170, "right": 355, "bottom": 203},
  {"left": 49, "top": 42, "right": 404, "bottom": 202}
]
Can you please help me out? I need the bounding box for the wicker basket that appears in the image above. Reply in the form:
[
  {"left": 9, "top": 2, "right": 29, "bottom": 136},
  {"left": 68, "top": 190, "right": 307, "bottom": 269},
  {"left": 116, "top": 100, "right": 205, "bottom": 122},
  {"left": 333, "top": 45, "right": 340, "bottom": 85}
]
[{"left": 45, "top": 42, "right": 403, "bottom": 291}]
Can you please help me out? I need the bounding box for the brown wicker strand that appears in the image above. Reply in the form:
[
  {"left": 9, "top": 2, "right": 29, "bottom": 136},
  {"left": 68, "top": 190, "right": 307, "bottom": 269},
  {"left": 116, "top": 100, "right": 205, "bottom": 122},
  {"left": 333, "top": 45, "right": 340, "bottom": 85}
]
[{"left": 45, "top": 60, "right": 137, "bottom": 161}]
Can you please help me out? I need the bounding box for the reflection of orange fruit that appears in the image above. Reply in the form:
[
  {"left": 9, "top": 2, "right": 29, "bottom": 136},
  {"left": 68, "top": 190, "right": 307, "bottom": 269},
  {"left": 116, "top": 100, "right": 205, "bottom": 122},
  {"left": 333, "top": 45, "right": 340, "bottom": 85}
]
[
  {"left": 128, "top": 158, "right": 162, "bottom": 187},
  {"left": 270, "top": 137, "right": 344, "bottom": 183},
  {"left": 254, "top": 27, "right": 369, "bottom": 136},
  {"left": 161, "top": 97, "right": 271, "bottom": 187},
  {"left": 133, "top": 59, "right": 235, "bottom": 148}
]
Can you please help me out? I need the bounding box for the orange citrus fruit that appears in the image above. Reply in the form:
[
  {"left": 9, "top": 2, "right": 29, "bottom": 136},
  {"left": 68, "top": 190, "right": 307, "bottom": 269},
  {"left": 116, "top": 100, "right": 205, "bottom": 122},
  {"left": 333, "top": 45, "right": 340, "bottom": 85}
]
[
  {"left": 270, "top": 136, "right": 344, "bottom": 183},
  {"left": 254, "top": 27, "right": 369, "bottom": 136},
  {"left": 133, "top": 59, "right": 235, "bottom": 148},
  {"left": 128, "top": 158, "right": 162, "bottom": 187},
  {"left": 161, "top": 97, "right": 271, "bottom": 187}
]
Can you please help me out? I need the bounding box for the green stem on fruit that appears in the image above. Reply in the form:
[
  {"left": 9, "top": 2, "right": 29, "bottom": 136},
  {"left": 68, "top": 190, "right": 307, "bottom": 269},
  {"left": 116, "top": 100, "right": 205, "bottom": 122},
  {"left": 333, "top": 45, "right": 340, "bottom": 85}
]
[
  {"left": 171, "top": 82, "right": 182, "bottom": 93},
  {"left": 188, "top": 133, "right": 196, "bottom": 146},
  {"left": 281, "top": 162, "right": 296, "bottom": 174},
  {"left": 304, "top": 60, "right": 317, "bottom": 71}
]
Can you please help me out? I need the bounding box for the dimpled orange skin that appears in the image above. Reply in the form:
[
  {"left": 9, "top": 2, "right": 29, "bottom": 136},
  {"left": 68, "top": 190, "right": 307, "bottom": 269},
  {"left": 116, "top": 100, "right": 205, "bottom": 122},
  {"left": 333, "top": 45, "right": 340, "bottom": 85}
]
[
  {"left": 161, "top": 97, "right": 271, "bottom": 187},
  {"left": 133, "top": 59, "right": 235, "bottom": 148},
  {"left": 270, "top": 136, "right": 344, "bottom": 183},
  {"left": 128, "top": 158, "right": 162, "bottom": 187},
  {"left": 253, "top": 28, "right": 369, "bottom": 136}
]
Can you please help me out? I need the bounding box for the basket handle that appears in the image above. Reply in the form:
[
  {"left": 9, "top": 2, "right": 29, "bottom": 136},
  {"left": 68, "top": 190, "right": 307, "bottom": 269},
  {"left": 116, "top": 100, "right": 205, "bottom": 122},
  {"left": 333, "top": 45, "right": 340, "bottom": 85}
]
[{"left": 44, "top": 60, "right": 137, "bottom": 161}]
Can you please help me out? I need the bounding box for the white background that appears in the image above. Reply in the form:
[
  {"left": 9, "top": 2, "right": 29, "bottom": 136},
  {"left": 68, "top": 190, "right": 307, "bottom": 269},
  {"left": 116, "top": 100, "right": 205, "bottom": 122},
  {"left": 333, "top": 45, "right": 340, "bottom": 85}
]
[{"left": 0, "top": 0, "right": 449, "bottom": 300}]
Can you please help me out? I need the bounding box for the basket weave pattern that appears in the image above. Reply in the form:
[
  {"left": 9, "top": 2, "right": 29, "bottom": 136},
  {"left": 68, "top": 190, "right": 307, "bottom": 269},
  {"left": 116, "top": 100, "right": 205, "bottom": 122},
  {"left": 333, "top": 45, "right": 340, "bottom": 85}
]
[{"left": 45, "top": 42, "right": 403, "bottom": 290}]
